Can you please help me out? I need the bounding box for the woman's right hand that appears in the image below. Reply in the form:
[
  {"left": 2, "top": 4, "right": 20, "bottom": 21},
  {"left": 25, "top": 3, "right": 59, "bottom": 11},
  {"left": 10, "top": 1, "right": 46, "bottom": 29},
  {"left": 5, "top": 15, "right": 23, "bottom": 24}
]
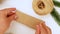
[{"left": 35, "top": 23, "right": 52, "bottom": 34}]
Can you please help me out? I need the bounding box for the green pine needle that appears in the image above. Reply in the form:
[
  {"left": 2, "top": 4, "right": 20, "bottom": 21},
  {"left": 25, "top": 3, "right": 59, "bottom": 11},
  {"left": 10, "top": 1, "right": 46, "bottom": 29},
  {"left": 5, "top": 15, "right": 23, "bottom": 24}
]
[
  {"left": 51, "top": 8, "right": 60, "bottom": 25},
  {"left": 53, "top": 0, "right": 60, "bottom": 7}
]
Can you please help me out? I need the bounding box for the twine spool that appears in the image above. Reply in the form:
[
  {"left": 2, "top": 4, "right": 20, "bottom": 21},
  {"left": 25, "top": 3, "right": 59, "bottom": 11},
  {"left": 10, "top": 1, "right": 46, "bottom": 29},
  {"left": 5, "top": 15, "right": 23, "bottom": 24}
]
[{"left": 32, "top": 0, "right": 54, "bottom": 15}]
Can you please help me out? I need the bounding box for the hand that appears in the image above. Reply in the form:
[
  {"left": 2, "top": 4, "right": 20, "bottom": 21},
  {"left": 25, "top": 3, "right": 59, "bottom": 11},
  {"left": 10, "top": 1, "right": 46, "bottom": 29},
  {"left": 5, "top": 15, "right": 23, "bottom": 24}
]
[
  {"left": 35, "top": 23, "right": 52, "bottom": 34},
  {"left": 0, "top": 8, "right": 16, "bottom": 34}
]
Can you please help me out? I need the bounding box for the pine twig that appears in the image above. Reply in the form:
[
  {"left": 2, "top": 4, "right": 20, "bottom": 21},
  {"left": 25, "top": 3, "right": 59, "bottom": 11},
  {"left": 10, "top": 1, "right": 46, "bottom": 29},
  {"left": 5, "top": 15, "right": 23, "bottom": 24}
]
[
  {"left": 53, "top": 0, "right": 60, "bottom": 7},
  {"left": 51, "top": 8, "right": 60, "bottom": 25}
]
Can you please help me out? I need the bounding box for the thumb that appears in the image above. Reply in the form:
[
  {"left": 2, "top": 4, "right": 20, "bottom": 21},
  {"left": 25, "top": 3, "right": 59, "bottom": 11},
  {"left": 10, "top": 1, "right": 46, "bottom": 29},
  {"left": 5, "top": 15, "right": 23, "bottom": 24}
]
[
  {"left": 41, "top": 23, "right": 52, "bottom": 34},
  {"left": 7, "top": 14, "right": 16, "bottom": 23},
  {"left": 0, "top": 8, "right": 16, "bottom": 17}
]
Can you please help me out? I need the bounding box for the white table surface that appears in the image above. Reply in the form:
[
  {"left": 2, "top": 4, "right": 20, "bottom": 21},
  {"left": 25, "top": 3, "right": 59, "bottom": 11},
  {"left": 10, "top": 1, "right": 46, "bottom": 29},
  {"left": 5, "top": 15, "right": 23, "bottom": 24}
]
[{"left": 0, "top": 0, "right": 60, "bottom": 34}]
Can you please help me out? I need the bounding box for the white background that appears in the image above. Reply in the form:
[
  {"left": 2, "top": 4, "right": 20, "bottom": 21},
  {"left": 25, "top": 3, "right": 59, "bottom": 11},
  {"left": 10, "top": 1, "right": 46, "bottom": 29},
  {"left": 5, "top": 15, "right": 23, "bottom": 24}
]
[{"left": 0, "top": 0, "right": 60, "bottom": 34}]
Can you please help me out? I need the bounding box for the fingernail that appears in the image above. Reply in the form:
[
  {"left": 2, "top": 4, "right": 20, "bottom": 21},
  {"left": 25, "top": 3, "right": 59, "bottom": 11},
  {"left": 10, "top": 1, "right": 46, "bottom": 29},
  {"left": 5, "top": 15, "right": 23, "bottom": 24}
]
[
  {"left": 12, "top": 11, "right": 16, "bottom": 13},
  {"left": 36, "top": 25, "right": 39, "bottom": 28},
  {"left": 36, "top": 25, "right": 39, "bottom": 27},
  {"left": 15, "top": 16, "right": 17, "bottom": 19}
]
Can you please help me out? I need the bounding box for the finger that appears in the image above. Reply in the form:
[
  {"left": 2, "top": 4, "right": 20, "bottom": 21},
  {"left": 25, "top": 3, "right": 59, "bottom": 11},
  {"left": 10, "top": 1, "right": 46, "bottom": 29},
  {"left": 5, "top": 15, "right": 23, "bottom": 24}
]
[
  {"left": 7, "top": 14, "right": 16, "bottom": 23},
  {"left": 46, "top": 26, "right": 52, "bottom": 34},
  {"left": 39, "top": 23, "right": 47, "bottom": 34},
  {"left": 7, "top": 10, "right": 16, "bottom": 17},
  {"left": 7, "top": 12, "right": 16, "bottom": 17},
  {"left": 41, "top": 23, "right": 52, "bottom": 34},
  {"left": 1, "top": 8, "right": 16, "bottom": 16},
  {"left": 35, "top": 25, "right": 41, "bottom": 34}
]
